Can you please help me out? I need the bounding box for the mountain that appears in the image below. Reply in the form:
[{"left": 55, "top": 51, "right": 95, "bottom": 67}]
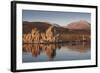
[
  {"left": 23, "top": 21, "right": 68, "bottom": 34},
  {"left": 23, "top": 21, "right": 52, "bottom": 33},
  {"left": 65, "top": 20, "right": 90, "bottom": 30},
  {"left": 53, "top": 23, "right": 60, "bottom": 27}
]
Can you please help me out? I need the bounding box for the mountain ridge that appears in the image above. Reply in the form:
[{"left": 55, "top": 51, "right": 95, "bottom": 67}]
[{"left": 64, "top": 20, "right": 90, "bottom": 30}]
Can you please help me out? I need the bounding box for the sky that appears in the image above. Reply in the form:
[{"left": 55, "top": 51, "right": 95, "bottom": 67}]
[{"left": 22, "top": 10, "right": 91, "bottom": 26}]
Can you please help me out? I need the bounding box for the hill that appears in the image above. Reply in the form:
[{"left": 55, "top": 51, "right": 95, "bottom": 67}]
[{"left": 65, "top": 20, "right": 90, "bottom": 30}]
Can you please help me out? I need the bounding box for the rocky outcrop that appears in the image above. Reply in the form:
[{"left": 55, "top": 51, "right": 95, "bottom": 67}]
[
  {"left": 23, "top": 33, "right": 32, "bottom": 43},
  {"left": 23, "top": 25, "right": 60, "bottom": 43},
  {"left": 46, "top": 26, "right": 56, "bottom": 42}
]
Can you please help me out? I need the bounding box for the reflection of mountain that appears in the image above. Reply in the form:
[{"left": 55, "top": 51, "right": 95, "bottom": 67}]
[
  {"left": 23, "top": 21, "right": 91, "bottom": 43},
  {"left": 23, "top": 42, "right": 90, "bottom": 60}
]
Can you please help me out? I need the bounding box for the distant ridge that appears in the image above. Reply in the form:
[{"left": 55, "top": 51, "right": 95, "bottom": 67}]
[
  {"left": 64, "top": 20, "right": 90, "bottom": 30},
  {"left": 23, "top": 21, "right": 68, "bottom": 34},
  {"left": 23, "top": 21, "right": 52, "bottom": 33}
]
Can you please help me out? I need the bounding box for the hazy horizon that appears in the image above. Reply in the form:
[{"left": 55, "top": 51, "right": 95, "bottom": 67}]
[{"left": 22, "top": 10, "right": 91, "bottom": 26}]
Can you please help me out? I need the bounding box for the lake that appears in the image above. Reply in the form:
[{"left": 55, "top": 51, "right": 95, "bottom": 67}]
[{"left": 22, "top": 42, "right": 90, "bottom": 63}]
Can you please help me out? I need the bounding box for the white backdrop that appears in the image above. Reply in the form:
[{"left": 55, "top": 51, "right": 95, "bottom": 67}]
[{"left": 0, "top": 0, "right": 100, "bottom": 73}]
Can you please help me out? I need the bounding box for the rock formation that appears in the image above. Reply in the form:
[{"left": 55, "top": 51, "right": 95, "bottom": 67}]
[{"left": 46, "top": 26, "right": 56, "bottom": 42}]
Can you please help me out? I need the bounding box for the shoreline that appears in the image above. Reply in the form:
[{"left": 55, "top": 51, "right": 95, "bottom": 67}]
[{"left": 23, "top": 40, "right": 90, "bottom": 44}]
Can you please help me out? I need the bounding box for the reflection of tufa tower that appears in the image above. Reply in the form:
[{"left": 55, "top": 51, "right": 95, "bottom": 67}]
[{"left": 45, "top": 44, "right": 56, "bottom": 60}]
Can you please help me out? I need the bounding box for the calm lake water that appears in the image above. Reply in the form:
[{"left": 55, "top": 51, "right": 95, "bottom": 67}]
[{"left": 22, "top": 42, "right": 91, "bottom": 63}]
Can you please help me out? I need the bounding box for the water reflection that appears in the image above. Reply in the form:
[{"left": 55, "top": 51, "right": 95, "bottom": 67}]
[{"left": 22, "top": 42, "right": 90, "bottom": 62}]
